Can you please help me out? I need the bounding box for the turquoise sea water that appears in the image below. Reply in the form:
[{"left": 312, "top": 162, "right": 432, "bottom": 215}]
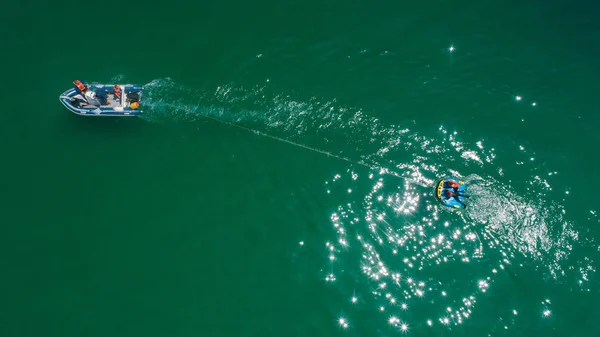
[{"left": 2, "top": 0, "right": 600, "bottom": 336}]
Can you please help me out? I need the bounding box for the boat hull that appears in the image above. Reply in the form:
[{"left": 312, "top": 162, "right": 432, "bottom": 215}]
[{"left": 59, "top": 83, "right": 143, "bottom": 117}]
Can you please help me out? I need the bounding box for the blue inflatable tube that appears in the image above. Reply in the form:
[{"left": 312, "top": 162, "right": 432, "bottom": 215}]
[{"left": 436, "top": 177, "right": 467, "bottom": 209}]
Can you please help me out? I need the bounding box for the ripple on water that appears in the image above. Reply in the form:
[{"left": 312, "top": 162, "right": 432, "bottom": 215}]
[
  {"left": 137, "top": 77, "right": 594, "bottom": 333},
  {"left": 321, "top": 161, "right": 589, "bottom": 334}
]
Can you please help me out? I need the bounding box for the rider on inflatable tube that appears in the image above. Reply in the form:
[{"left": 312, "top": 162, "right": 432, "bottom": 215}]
[{"left": 436, "top": 178, "right": 469, "bottom": 209}]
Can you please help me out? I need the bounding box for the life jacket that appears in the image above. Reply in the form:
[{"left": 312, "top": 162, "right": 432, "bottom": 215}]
[
  {"left": 73, "top": 80, "right": 87, "bottom": 93},
  {"left": 114, "top": 84, "right": 121, "bottom": 98}
]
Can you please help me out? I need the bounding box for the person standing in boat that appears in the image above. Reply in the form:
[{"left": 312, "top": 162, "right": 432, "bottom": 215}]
[
  {"left": 73, "top": 80, "right": 88, "bottom": 94},
  {"left": 70, "top": 80, "right": 90, "bottom": 107}
]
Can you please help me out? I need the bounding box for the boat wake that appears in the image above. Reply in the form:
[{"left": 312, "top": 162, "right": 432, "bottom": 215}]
[{"left": 137, "top": 76, "right": 595, "bottom": 334}]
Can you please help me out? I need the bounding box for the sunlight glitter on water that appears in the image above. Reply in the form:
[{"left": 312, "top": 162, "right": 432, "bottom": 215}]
[
  {"left": 138, "top": 77, "right": 595, "bottom": 334},
  {"left": 323, "top": 169, "right": 497, "bottom": 331},
  {"left": 321, "top": 161, "right": 589, "bottom": 333}
]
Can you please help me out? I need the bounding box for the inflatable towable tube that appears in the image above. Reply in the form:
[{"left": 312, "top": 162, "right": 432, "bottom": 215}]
[{"left": 436, "top": 177, "right": 467, "bottom": 209}]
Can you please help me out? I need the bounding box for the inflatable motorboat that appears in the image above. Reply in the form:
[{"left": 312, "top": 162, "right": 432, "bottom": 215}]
[
  {"left": 59, "top": 80, "right": 143, "bottom": 116},
  {"left": 436, "top": 177, "right": 467, "bottom": 209}
]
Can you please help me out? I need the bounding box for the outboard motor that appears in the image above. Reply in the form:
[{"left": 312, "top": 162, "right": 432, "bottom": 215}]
[
  {"left": 124, "top": 85, "right": 142, "bottom": 102},
  {"left": 126, "top": 91, "right": 140, "bottom": 102}
]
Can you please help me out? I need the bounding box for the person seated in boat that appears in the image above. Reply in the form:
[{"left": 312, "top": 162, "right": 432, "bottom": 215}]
[
  {"left": 113, "top": 85, "right": 121, "bottom": 99},
  {"left": 70, "top": 95, "right": 87, "bottom": 107},
  {"left": 130, "top": 101, "right": 140, "bottom": 110}
]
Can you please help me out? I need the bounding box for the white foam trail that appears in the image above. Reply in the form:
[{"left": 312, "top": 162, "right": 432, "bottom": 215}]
[{"left": 138, "top": 78, "right": 590, "bottom": 281}]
